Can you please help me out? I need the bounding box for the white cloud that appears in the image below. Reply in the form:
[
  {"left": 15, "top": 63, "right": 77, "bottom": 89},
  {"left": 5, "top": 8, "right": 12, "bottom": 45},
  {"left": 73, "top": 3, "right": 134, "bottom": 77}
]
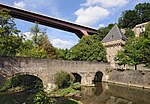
[
  {"left": 81, "top": 0, "right": 129, "bottom": 8},
  {"left": 22, "top": 32, "right": 74, "bottom": 49},
  {"left": 14, "top": 1, "right": 26, "bottom": 9},
  {"left": 51, "top": 39, "right": 74, "bottom": 49},
  {"left": 75, "top": 6, "right": 109, "bottom": 26},
  {"left": 99, "top": 24, "right": 105, "bottom": 28},
  {"left": 23, "top": 32, "right": 33, "bottom": 40},
  {"left": 13, "top": 0, "right": 60, "bottom": 17}
]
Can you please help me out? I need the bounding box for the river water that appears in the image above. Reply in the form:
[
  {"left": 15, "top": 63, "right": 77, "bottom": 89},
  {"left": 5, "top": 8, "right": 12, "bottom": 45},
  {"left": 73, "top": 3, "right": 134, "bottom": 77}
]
[
  {"left": 0, "top": 82, "right": 150, "bottom": 104},
  {"left": 81, "top": 83, "right": 150, "bottom": 104}
]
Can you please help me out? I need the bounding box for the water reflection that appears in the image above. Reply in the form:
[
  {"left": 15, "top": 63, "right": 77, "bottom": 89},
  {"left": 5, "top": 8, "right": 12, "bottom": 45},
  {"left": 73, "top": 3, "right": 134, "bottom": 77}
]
[
  {"left": 0, "top": 92, "right": 31, "bottom": 104},
  {"left": 81, "top": 82, "right": 150, "bottom": 104},
  {"left": 1, "top": 83, "right": 150, "bottom": 104}
]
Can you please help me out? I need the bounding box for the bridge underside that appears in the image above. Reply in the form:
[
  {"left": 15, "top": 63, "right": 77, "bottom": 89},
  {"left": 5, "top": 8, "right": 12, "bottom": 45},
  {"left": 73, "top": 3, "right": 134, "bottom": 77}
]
[{"left": 0, "top": 3, "right": 98, "bottom": 38}]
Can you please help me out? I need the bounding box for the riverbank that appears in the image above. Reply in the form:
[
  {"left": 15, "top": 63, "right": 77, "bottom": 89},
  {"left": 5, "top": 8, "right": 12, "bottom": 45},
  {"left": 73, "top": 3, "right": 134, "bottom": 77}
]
[{"left": 1, "top": 82, "right": 150, "bottom": 104}]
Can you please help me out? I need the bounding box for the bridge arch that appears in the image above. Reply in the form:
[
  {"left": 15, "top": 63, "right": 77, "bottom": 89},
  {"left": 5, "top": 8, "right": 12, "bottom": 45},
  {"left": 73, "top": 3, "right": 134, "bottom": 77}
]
[
  {"left": 72, "top": 73, "right": 82, "bottom": 83},
  {"left": 93, "top": 71, "right": 103, "bottom": 84},
  {"left": 7, "top": 73, "right": 43, "bottom": 91},
  {"left": 12, "top": 72, "right": 39, "bottom": 78}
]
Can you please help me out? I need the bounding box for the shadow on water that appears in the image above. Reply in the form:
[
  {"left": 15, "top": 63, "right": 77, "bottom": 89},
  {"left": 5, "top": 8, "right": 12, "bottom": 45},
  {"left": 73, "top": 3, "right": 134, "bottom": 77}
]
[
  {"left": 81, "top": 82, "right": 150, "bottom": 104},
  {"left": 0, "top": 74, "right": 43, "bottom": 104},
  {"left": 92, "top": 83, "right": 103, "bottom": 96},
  {"left": 0, "top": 91, "right": 31, "bottom": 104}
]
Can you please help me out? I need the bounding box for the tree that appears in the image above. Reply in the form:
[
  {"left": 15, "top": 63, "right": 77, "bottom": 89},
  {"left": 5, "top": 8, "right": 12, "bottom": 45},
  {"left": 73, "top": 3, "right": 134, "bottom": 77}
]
[
  {"left": 31, "top": 23, "right": 56, "bottom": 58},
  {"left": 0, "top": 9, "right": 20, "bottom": 37},
  {"left": 124, "top": 28, "right": 135, "bottom": 38},
  {"left": 115, "top": 37, "right": 144, "bottom": 70},
  {"left": 17, "top": 24, "right": 56, "bottom": 58},
  {"left": 143, "top": 22, "right": 150, "bottom": 38},
  {"left": 135, "top": 3, "right": 150, "bottom": 23},
  {"left": 54, "top": 70, "right": 75, "bottom": 88},
  {"left": 0, "top": 8, "right": 23, "bottom": 56},
  {"left": 31, "top": 23, "right": 40, "bottom": 44},
  {"left": 38, "top": 33, "right": 56, "bottom": 58},
  {"left": 140, "top": 22, "right": 150, "bottom": 67},
  {"left": 56, "top": 48, "right": 69, "bottom": 60},
  {"left": 0, "top": 35, "right": 23, "bottom": 56},
  {"left": 118, "top": 10, "right": 141, "bottom": 28},
  {"left": 118, "top": 3, "right": 150, "bottom": 29},
  {"left": 116, "top": 22, "right": 150, "bottom": 69},
  {"left": 67, "top": 35, "right": 107, "bottom": 62}
]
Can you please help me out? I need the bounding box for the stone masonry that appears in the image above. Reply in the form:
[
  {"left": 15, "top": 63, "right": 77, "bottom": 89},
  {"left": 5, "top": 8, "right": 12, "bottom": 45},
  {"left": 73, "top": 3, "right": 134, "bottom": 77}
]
[{"left": 0, "top": 55, "right": 112, "bottom": 87}]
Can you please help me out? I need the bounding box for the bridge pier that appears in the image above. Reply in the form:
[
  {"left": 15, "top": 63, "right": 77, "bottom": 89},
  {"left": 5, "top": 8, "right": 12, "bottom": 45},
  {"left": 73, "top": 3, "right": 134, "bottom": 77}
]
[{"left": 80, "top": 72, "right": 95, "bottom": 86}]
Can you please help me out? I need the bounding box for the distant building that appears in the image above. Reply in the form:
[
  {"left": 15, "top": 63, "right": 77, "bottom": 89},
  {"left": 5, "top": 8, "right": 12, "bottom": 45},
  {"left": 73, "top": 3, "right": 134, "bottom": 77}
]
[
  {"left": 132, "top": 22, "right": 149, "bottom": 37},
  {"left": 102, "top": 25, "right": 127, "bottom": 67}
]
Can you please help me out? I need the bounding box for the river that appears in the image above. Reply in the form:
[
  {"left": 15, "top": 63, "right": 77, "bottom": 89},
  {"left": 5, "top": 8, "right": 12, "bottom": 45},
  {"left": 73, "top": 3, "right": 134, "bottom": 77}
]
[
  {"left": 81, "top": 82, "right": 150, "bottom": 104},
  {"left": 0, "top": 82, "right": 150, "bottom": 104}
]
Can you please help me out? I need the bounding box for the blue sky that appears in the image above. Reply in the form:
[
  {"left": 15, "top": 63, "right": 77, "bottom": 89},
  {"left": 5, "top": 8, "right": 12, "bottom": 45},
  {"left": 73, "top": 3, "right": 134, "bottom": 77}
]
[{"left": 0, "top": 0, "right": 149, "bottom": 49}]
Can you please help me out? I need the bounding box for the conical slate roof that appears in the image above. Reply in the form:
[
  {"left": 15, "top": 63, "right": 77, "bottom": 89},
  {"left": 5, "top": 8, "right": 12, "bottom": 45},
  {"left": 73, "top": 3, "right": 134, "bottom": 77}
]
[{"left": 102, "top": 25, "right": 126, "bottom": 43}]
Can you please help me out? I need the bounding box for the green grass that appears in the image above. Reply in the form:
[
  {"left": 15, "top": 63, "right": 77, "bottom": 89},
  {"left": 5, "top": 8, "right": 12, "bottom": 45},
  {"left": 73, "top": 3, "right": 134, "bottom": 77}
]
[
  {"left": 62, "top": 98, "right": 80, "bottom": 104},
  {"left": 52, "top": 87, "right": 80, "bottom": 96}
]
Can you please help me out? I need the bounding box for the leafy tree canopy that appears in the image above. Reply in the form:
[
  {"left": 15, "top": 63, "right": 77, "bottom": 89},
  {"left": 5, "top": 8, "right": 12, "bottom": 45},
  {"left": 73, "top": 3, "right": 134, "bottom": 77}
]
[
  {"left": 118, "top": 10, "right": 141, "bottom": 28},
  {"left": 67, "top": 35, "right": 107, "bottom": 62},
  {"left": 118, "top": 2, "right": 150, "bottom": 29},
  {"left": 115, "top": 22, "right": 150, "bottom": 69},
  {"left": 0, "top": 8, "right": 23, "bottom": 56},
  {"left": 17, "top": 23, "right": 56, "bottom": 58},
  {"left": 124, "top": 28, "right": 135, "bottom": 38},
  {"left": 115, "top": 37, "right": 143, "bottom": 70}
]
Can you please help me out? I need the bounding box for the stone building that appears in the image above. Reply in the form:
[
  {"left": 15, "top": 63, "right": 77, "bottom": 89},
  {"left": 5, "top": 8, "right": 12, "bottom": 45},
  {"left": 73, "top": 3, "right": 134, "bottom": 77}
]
[
  {"left": 102, "top": 25, "right": 127, "bottom": 67},
  {"left": 132, "top": 22, "right": 149, "bottom": 37}
]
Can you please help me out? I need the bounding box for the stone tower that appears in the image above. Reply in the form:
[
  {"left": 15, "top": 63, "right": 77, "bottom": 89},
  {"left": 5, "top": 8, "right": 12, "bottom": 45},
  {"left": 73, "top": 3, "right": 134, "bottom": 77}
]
[{"left": 102, "top": 25, "right": 127, "bottom": 67}]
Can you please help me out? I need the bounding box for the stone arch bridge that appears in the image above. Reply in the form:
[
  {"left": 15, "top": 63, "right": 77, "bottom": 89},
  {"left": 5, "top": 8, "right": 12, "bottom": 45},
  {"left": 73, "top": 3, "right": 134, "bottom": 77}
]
[{"left": 0, "top": 56, "right": 112, "bottom": 87}]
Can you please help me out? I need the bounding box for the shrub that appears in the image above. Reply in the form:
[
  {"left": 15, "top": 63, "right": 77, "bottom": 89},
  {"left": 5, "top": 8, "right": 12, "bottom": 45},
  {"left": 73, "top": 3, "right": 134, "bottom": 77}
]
[
  {"left": 54, "top": 71, "right": 75, "bottom": 88},
  {"left": 27, "top": 91, "right": 56, "bottom": 104},
  {"left": 0, "top": 79, "right": 12, "bottom": 92},
  {"left": 105, "top": 68, "right": 112, "bottom": 73}
]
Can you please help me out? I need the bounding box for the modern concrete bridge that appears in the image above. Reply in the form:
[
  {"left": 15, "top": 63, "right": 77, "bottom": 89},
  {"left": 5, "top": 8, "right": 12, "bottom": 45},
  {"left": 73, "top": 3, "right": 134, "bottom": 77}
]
[
  {"left": 0, "top": 56, "right": 112, "bottom": 87},
  {"left": 0, "top": 3, "right": 98, "bottom": 38}
]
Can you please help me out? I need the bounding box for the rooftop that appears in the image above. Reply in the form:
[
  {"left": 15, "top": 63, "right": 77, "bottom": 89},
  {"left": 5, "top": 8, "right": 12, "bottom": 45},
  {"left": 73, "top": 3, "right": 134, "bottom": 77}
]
[{"left": 102, "top": 25, "right": 126, "bottom": 43}]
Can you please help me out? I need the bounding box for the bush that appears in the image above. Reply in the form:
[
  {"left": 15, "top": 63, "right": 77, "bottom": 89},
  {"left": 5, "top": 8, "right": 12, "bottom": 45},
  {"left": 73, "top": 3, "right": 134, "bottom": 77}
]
[
  {"left": 0, "top": 79, "right": 12, "bottom": 92},
  {"left": 54, "top": 71, "right": 75, "bottom": 88},
  {"left": 27, "top": 91, "right": 56, "bottom": 104}
]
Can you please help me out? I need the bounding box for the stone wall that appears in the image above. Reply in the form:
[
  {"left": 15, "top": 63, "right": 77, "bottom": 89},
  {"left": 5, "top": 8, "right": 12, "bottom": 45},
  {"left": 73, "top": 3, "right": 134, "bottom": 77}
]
[
  {"left": 1, "top": 55, "right": 150, "bottom": 88},
  {"left": 107, "top": 69, "right": 150, "bottom": 89},
  {"left": 0, "top": 55, "right": 111, "bottom": 86}
]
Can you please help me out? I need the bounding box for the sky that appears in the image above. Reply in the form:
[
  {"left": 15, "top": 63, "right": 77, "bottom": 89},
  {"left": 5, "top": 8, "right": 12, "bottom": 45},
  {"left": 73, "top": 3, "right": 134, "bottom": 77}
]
[{"left": 0, "top": 0, "right": 149, "bottom": 49}]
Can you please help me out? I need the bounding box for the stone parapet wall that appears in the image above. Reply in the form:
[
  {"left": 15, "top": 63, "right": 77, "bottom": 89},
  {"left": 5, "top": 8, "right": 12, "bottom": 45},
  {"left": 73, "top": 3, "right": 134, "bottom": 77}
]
[
  {"left": 0, "top": 55, "right": 111, "bottom": 86},
  {"left": 1, "top": 55, "right": 150, "bottom": 88}
]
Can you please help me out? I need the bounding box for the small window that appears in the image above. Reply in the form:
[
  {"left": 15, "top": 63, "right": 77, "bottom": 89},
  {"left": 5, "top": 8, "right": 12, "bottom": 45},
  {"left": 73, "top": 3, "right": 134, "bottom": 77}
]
[{"left": 111, "top": 34, "right": 114, "bottom": 39}]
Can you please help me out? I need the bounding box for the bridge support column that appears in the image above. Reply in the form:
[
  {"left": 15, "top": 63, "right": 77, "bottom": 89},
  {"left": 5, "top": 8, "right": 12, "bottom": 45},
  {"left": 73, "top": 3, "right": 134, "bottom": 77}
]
[
  {"left": 80, "top": 30, "right": 89, "bottom": 36},
  {"left": 76, "top": 30, "right": 89, "bottom": 38},
  {"left": 81, "top": 72, "right": 95, "bottom": 86}
]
